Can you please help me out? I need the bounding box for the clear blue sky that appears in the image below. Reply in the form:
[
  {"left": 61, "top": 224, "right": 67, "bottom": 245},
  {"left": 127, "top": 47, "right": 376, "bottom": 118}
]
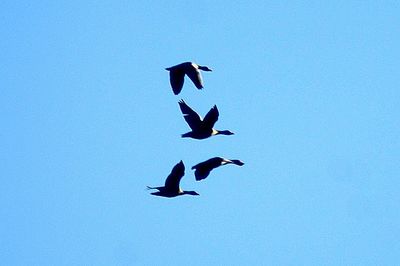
[{"left": 1, "top": 1, "right": 399, "bottom": 265}]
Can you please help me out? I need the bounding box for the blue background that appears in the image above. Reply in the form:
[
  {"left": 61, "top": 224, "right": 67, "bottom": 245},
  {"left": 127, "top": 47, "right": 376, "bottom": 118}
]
[{"left": 1, "top": 1, "right": 399, "bottom": 265}]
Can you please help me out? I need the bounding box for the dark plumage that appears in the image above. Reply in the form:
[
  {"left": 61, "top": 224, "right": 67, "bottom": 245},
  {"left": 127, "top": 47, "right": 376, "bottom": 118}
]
[
  {"left": 178, "top": 99, "right": 234, "bottom": 140},
  {"left": 166, "top": 62, "right": 212, "bottom": 95},
  {"left": 147, "top": 161, "right": 199, "bottom": 197},
  {"left": 192, "top": 157, "right": 244, "bottom": 181}
]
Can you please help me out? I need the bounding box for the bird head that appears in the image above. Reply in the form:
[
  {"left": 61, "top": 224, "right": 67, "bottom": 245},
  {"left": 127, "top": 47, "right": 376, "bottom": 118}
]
[
  {"left": 184, "top": 191, "right": 200, "bottom": 196},
  {"left": 231, "top": 159, "right": 245, "bottom": 166},
  {"left": 217, "top": 130, "right": 234, "bottom": 136},
  {"left": 198, "top": 65, "right": 212, "bottom": 72}
]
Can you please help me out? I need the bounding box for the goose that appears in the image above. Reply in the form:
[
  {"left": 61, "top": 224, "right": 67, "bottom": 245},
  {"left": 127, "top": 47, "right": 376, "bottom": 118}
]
[
  {"left": 178, "top": 99, "right": 234, "bottom": 140},
  {"left": 147, "top": 160, "right": 199, "bottom": 197},
  {"left": 166, "top": 62, "right": 212, "bottom": 95},
  {"left": 192, "top": 157, "right": 244, "bottom": 181}
]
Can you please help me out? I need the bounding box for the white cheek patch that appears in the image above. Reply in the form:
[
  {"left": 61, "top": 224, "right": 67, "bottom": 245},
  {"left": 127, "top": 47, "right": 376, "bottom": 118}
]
[
  {"left": 221, "top": 159, "right": 231, "bottom": 165},
  {"left": 211, "top": 129, "right": 218, "bottom": 135}
]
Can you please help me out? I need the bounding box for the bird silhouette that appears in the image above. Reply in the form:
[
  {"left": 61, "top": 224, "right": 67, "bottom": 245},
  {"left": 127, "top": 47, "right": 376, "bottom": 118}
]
[
  {"left": 147, "top": 160, "right": 199, "bottom": 197},
  {"left": 192, "top": 157, "right": 244, "bottom": 181},
  {"left": 166, "top": 62, "right": 212, "bottom": 95},
  {"left": 178, "top": 99, "right": 234, "bottom": 140}
]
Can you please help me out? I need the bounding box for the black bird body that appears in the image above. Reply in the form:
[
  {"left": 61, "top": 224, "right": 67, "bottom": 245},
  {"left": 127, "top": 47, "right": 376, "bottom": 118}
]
[
  {"left": 192, "top": 157, "right": 244, "bottom": 181},
  {"left": 178, "top": 99, "right": 234, "bottom": 140},
  {"left": 166, "top": 62, "right": 212, "bottom": 95},
  {"left": 147, "top": 161, "right": 199, "bottom": 197}
]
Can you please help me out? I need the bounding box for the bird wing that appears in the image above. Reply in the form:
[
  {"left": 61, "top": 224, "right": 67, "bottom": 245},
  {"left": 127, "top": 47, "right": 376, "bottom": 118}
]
[
  {"left": 165, "top": 161, "right": 185, "bottom": 191},
  {"left": 186, "top": 66, "right": 204, "bottom": 89},
  {"left": 202, "top": 105, "right": 219, "bottom": 129},
  {"left": 178, "top": 99, "right": 202, "bottom": 130},
  {"left": 192, "top": 159, "right": 218, "bottom": 181},
  {"left": 168, "top": 69, "right": 185, "bottom": 95},
  {"left": 193, "top": 168, "right": 210, "bottom": 181}
]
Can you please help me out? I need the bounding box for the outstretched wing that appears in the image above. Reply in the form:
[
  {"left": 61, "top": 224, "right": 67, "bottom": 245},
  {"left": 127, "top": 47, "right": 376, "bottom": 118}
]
[
  {"left": 178, "top": 99, "right": 202, "bottom": 130},
  {"left": 202, "top": 105, "right": 219, "bottom": 129},
  {"left": 165, "top": 161, "right": 185, "bottom": 191},
  {"left": 168, "top": 69, "right": 185, "bottom": 95},
  {"left": 193, "top": 168, "right": 211, "bottom": 181},
  {"left": 191, "top": 157, "right": 223, "bottom": 181},
  {"left": 186, "top": 66, "right": 204, "bottom": 89}
]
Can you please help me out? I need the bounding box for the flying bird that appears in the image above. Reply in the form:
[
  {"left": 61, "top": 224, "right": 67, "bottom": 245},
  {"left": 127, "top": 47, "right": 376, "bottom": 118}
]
[
  {"left": 166, "top": 62, "right": 212, "bottom": 95},
  {"left": 192, "top": 157, "right": 244, "bottom": 181},
  {"left": 147, "top": 160, "right": 199, "bottom": 197},
  {"left": 178, "top": 99, "right": 234, "bottom": 140}
]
